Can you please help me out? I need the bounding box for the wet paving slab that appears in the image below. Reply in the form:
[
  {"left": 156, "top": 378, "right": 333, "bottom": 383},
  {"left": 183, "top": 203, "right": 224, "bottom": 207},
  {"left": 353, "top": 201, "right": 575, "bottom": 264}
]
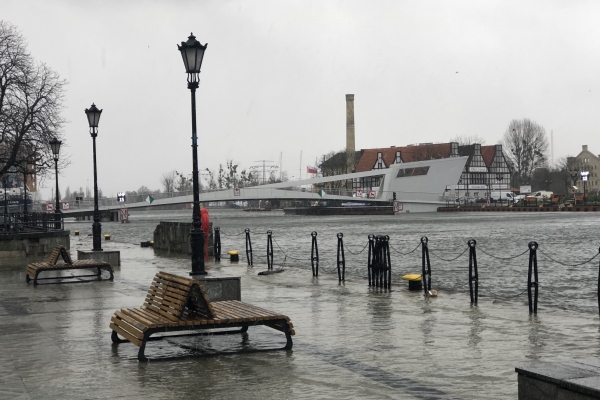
[{"left": 2, "top": 230, "right": 600, "bottom": 399}]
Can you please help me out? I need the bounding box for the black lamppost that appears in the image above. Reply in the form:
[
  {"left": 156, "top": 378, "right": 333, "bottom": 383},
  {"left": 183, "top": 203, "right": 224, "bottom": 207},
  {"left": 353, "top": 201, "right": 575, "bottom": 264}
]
[
  {"left": 496, "top": 174, "right": 503, "bottom": 206},
  {"left": 85, "top": 103, "right": 103, "bottom": 251},
  {"left": 569, "top": 168, "right": 579, "bottom": 205},
  {"left": 457, "top": 179, "right": 462, "bottom": 206},
  {"left": 50, "top": 138, "right": 62, "bottom": 229},
  {"left": 20, "top": 159, "right": 28, "bottom": 218},
  {"left": 178, "top": 33, "right": 207, "bottom": 275},
  {"left": 3, "top": 176, "right": 7, "bottom": 228}
]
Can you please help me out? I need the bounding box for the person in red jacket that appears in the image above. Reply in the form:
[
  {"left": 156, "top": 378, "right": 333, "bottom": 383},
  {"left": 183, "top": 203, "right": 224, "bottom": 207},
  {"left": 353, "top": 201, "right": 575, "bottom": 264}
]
[{"left": 201, "top": 208, "right": 210, "bottom": 261}]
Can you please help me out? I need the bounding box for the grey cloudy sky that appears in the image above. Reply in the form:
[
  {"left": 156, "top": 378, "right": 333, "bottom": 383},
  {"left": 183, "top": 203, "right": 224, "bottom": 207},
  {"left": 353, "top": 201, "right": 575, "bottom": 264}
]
[{"left": 4, "top": 0, "right": 600, "bottom": 200}]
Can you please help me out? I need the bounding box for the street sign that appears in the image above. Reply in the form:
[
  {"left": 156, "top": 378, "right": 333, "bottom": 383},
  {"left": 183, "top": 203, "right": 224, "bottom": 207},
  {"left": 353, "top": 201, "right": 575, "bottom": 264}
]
[
  {"left": 46, "top": 203, "right": 55, "bottom": 211},
  {"left": 61, "top": 202, "right": 70, "bottom": 210},
  {"left": 233, "top": 188, "right": 240, "bottom": 196},
  {"left": 368, "top": 190, "right": 376, "bottom": 198},
  {"left": 393, "top": 201, "right": 403, "bottom": 213},
  {"left": 356, "top": 190, "right": 363, "bottom": 198},
  {"left": 119, "top": 208, "right": 129, "bottom": 222}
]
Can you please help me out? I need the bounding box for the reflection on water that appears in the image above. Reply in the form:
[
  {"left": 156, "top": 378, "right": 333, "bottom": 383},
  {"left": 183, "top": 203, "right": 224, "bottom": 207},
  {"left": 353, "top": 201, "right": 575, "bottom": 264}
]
[{"left": 468, "top": 305, "right": 484, "bottom": 349}]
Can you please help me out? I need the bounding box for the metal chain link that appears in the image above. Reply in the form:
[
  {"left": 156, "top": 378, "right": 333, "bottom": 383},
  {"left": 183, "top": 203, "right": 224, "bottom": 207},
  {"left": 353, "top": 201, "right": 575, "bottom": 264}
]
[
  {"left": 429, "top": 246, "right": 469, "bottom": 262},
  {"left": 389, "top": 242, "right": 421, "bottom": 255},
  {"left": 538, "top": 249, "right": 600, "bottom": 267},
  {"left": 478, "top": 247, "right": 529, "bottom": 260}
]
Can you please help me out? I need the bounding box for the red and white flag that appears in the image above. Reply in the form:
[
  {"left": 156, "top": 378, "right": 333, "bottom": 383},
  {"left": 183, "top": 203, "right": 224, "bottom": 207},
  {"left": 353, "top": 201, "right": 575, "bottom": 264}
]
[{"left": 306, "top": 165, "right": 318, "bottom": 174}]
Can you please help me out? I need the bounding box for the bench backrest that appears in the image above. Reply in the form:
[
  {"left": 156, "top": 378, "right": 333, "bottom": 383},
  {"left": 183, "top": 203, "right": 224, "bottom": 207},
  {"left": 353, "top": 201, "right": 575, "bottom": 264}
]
[
  {"left": 145, "top": 272, "right": 214, "bottom": 320},
  {"left": 47, "top": 246, "right": 73, "bottom": 266}
]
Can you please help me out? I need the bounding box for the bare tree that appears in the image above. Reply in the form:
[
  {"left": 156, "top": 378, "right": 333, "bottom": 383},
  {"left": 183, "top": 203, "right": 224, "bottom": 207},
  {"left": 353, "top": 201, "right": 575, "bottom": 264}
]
[
  {"left": 450, "top": 135, "right": 486, "bottom": 146},
  {"left": 502, "top": 119, "right": 549, "bottom": 184},
  {"left": 0, "top": 21, "right": 67, "bottom": 181},
  {"left": 160, "top": 170, "right": 176, "bottom": 193}
]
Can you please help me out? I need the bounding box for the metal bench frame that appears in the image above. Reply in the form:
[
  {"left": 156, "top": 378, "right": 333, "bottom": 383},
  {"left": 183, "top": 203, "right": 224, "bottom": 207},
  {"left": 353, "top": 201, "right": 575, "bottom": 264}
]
[
  {"left": 110, "top": 272, "right": 294, "bottom": 362},
  {"left": 25, "top": 246, "right": 114, "bottom": 285}
]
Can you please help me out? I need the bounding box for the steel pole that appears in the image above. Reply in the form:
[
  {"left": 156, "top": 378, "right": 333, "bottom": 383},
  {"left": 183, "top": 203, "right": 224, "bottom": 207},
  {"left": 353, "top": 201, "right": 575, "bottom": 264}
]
[
  {"left": 23, "top": 171, "right": 27, "bottom": 216},
  {"left": 189, "top": 82, "right": 205, "bottom": 275},
  {"left": 54, "top": 159, "right": 61, "bottom": 229},
  {"left": 92, "top": 135, "right": 102, "bottom": 251}
]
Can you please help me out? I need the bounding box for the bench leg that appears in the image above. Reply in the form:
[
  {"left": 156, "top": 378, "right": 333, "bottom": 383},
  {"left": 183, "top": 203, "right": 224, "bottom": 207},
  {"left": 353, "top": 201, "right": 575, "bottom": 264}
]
[
  {"left": 284, "top": 326, "right": 293, "bottom": 350},
  {"left": 26, "top": 274, "right": 31, "bottom": 283},
  {"left": 241, "top": 325, "right": 248, "bottom": 333},
  {"left": 111, "top": 330, "right": 128, "bottom": 344},
  {"left": 106, "top": 267, "right": 114, "bottom": 281},
  {"left": 138, "top": 332, "right": 151, "bottom": 362}
]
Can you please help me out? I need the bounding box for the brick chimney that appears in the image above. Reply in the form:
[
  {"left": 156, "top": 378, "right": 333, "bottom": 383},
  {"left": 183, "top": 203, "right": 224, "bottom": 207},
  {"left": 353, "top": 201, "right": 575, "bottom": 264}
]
[{"left": 346, "top": 94, "right": 355, "bottom": 172}]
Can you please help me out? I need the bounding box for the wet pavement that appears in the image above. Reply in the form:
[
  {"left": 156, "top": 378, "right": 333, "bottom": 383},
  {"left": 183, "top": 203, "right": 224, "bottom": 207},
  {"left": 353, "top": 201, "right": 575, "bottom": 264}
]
[{"left": 2, "top": 210, "right": 600, "bottom": 399}]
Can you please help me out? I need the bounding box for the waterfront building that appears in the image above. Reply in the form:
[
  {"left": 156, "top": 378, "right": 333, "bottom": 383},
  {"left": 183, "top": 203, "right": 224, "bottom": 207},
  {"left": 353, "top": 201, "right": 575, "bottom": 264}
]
[
  {"left": 573, "top": 145, "right": 600, "bottom": 192},
  {"left": 351, "top": 142, "right": 512, "bottom": 198}
]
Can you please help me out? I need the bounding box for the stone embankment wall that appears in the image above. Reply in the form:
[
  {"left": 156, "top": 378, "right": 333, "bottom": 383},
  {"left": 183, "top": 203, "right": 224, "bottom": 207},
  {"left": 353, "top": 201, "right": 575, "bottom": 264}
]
[
  {"left": 0, "top": 231, "right": 70, "bottom": 267},
  {"left": 153, "top": 222, "right": 213, "bottom": 256}
]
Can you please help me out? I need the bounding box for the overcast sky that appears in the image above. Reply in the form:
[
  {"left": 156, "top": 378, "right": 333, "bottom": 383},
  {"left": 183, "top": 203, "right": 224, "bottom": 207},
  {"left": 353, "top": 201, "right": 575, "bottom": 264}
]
[{"left": 4, "top": 0, "right": 600, "bottom": 200}]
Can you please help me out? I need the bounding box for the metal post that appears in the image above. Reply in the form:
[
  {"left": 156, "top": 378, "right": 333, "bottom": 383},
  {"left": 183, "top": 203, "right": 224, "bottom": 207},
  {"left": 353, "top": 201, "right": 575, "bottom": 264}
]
[
  {"left": 213, "top": 226, "right": 221, "bottom": 261},
  {"left": 188, "top": 83, "right": 205, "bottom": 275},
  {"left": 421, "top": 236, "right": 431, "bottom": 295},
  {"left": 368, "top": 236, "right": 373, "bottom": 285},
  {"left": 23, "top": 170, "right": 27, "bottom": 218},
  {"left": 91, "top": 135, "right": 102, "bottom": 250},
  {"left": 337, "top": 233, "right": 345, "bottom": 282},
  {"left": 311, "top": 231, "right": 319, "bottom": 277},
  {"left": 245, "top": 228, "right": 253, "bottom": 266},
  {"left": 527, "top": 241, "right": 539, "bottom": 314},
  {"left": 266, "top": 230, "right": 273, "bottom": 270},
  {"left": 54, "top": 158, "right": 62, "bottom": 230},
  {"left": 468, "top": 239, "right": 478, "bottom": 304},
  {"left": 3, "top": 180, "right": 6, "bottom": 230}
]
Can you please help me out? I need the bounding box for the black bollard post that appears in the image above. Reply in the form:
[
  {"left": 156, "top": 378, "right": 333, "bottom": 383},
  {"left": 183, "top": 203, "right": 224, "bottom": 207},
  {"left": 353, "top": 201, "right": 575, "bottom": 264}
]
[
  {"left": 421, "top": 236, "right": 431, "bottom": 295},
  {"left": 245, "top": 228, "right": 253, "bottom": 266},
  {"left": 214, "top": 226, "right": 221, "bottom": 261},
  {"left": 311, "top": 231, "right": 319, "bottom": 277},
  {"left": 375, "top": 236, "right": 384, "bottom": 288},
  {"left": 367, "top": 235, "right": 375, "bottom": 286},
  {"left": 468, "top": 239, "right": 478, "bottom": 304},
  {"left": 383, "top": 235, "right": 391, "bottom": 290},
  {"left": 527, "top": 241, "right": 539, "bottom": 314},
  {"left": 598, "top": 247, "right": 600, "bottom": 316},
  {"left": 337, "top": 233, "right": 345, "bottom": 282},
  {"left": 267, "top": 230, "right": 274, "bottom": 270}
]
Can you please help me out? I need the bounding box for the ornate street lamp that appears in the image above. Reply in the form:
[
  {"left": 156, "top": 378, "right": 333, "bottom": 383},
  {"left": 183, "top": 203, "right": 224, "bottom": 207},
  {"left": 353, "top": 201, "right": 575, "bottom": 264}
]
[
  {"left": 178, "top": 33, "right": 208, "bottom": 275},
  {"left": 50, "top": 138, "right": 62, "bottom": 229},
  {"left": 496, "top": 174, "right": 504, "bottom": 206},
  {"left": 20, "top": 159, "right": 28, "bottom": 218},
  {"left": 569, "top": 168, "right": 579, "bottom": 205},
  {"left": 85, "top": 103, "right": 103, "bottom": 251}
]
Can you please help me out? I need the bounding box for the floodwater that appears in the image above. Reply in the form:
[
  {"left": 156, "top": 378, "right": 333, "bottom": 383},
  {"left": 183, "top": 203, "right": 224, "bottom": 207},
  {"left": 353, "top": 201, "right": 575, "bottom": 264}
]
[{"left": 1, "top": 209, "right": 600, "bottom": 399}]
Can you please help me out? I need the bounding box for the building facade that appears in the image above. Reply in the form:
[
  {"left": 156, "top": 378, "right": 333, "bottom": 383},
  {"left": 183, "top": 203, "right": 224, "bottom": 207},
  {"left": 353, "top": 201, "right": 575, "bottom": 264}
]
[
  {"left": 352, "top": 142, "right": 512, "bottom": 198},
  {"left": 573, "top": 145, "right": 600, "bottom": 193}
]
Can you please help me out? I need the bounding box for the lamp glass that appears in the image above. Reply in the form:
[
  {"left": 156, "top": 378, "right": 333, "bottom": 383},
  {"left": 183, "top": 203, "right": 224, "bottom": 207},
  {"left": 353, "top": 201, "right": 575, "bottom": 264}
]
[
  {"left": 178, "top": 33, "right": 206, "bottom": 73},
  {"left": 85, "top": 104, "right": 102, "bottom": 128},
  {"left": 50, "top": 138, "right": 62, "bottom": 157}
]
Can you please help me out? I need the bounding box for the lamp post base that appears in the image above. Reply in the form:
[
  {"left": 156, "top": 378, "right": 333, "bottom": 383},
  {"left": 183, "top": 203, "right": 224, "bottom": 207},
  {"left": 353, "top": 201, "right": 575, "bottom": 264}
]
[
  {"left": 92, "top": 220, "right": 103, "bottom": 252},
  {"left": 190, "top": 227, "right": 206, "bottom": 275}
]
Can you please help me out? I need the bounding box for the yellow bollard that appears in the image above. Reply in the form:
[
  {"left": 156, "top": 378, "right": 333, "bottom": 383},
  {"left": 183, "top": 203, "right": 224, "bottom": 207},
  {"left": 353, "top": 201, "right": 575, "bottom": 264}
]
[{"left": 104, "top": 234, "right": 111, "bottom": 240}]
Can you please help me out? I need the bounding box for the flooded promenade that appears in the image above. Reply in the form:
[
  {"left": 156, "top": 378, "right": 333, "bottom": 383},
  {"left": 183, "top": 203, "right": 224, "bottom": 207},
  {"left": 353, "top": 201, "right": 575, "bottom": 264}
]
[{"left": 1, "top": 209, "right": 600, "bottom": 399}]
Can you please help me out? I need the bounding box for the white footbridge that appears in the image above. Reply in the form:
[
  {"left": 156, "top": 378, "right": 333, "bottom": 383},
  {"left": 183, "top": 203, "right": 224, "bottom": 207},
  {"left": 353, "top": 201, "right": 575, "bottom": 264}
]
[{"left": 63, "top": 156, "right": 467, "bottom": 218}]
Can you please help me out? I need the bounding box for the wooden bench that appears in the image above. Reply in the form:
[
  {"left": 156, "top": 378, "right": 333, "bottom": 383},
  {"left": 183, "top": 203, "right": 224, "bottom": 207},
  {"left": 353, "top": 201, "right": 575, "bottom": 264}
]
[
  {"left": 110, "top": 271, "right": 295, "bottom": 361},
  {"left": 25, "top": 246, "right": 114, "bottom": 285}
]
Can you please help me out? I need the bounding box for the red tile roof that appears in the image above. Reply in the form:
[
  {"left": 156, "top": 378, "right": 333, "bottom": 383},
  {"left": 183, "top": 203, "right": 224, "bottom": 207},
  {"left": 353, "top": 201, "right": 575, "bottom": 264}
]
[{"left": 355, "top": 144, "right": 452, "bottom": 172}]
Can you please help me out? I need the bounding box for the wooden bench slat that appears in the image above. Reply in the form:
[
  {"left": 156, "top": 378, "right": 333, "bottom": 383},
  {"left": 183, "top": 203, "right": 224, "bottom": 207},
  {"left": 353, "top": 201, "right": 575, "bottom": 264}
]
[
  {"left": 114, "top": 310, "right": 149, "bottom": 332},
  {"left": 110, "top": 316, "right": 145, "bottom": 340},
  {"left": 110, "top": 272, "right": 295, "bottom": 361},
  {"left": 109, "top": 322, "right": 143, "bottom": 347}
]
